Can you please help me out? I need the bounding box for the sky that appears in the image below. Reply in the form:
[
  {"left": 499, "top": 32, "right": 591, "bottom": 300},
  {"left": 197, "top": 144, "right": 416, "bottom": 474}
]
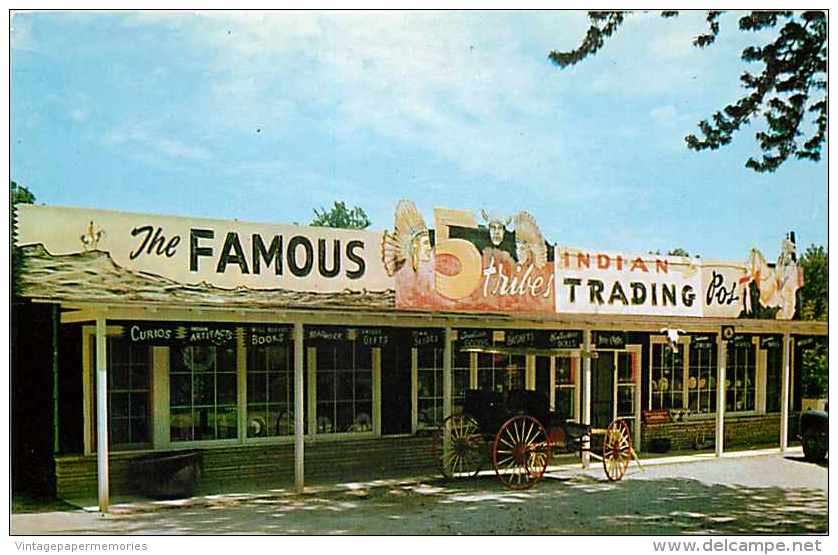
[{"left": 10, "top": 10, "right": 828, "bottom": 261}]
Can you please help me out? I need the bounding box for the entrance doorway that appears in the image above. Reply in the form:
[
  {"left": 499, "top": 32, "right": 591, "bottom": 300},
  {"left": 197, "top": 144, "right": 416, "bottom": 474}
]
[
  {"left": 590, "top": 350, "right": 640, "bottom": 439},
  {"left": 592, "top": 352, "right": 616, "bottom": 428}
]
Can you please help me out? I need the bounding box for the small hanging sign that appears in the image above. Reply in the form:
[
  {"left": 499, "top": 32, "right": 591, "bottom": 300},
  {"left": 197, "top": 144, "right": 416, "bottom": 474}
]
[
  {"left": 411, "top": 329, "right": 444, "bottom": 348},
  {"left": 456, "top": 328, "right": 493, "bottom": 350},
  {"left": 594, "top": 331, "right": 626, "bottom": 349},
  {"left": 115, "top": 321, "right": 238, "bottom": 346},
  {"left": 691, "top": 334, "right": 715, "bottom": 350},
  {"left": 247, "top": 325, "right": 292, "bottom": 347},
  {"left": 761, "top": 335, "right": 781, "bottom": 349}
]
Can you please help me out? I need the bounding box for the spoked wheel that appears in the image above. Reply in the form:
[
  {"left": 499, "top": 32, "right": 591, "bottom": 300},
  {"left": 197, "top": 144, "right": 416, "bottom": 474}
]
[
  {"left": 491, "top": 415, "right": 551, "bottom": 490},
  {"left": 433, "top": 414, "right": 484, "bottom": 479},
  {"left": 603, "top": 418, "right": 632, "bottom": 481}
]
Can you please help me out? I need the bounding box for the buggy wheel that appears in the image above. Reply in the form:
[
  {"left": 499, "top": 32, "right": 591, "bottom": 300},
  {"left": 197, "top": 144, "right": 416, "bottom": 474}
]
[
  {"left": 433, "top": 414, "right": 483, "bottom": 478},
  {"left": 492, "top": 415, "right": 551, "bottom": 490},
  {"left": 603, "top": 418, "right": 632, "bottom": 481}
]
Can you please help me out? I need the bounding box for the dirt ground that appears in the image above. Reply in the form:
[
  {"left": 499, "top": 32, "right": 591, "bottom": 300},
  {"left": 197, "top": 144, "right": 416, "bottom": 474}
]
[{"left": 11, "top": 452, "right": 827, "bottom": 535}]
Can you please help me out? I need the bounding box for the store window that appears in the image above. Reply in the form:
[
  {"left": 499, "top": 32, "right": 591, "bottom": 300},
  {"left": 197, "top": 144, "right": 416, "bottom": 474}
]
[
  {"left": 477, "top": 352, "right": 525, "bottom": 393},
  {"left": 170, "top": 345, "right": 238, "bottom": 441},
  {"left": 247, "top": 341, "right": 295, "bottom": 437},
  {"left": 315, "top": 339, "right": 373, "bottom": 434},
  {"left": 765, "top": 342, "right": 783, "bottom": 413},
  {"left": 726, "top": 340, "right": 756, "bottom": 412},
  {"left": 106, "top": 337, "right": 151, "bottom": 448},
  {"left": 650, "top": 343, "right": 684, "bottom": 410},
  {"left": 417, "top": 346, "right": 444, "bottom": 428},
  {"left": 617, "top": 351, "right": 638, "bottom": 419},
  {"left": 555, "top": 357, "right": 577, "bottom": 419},
  {"left": 688, "top": 340, "right": 717, "bottom": 414},
  {"left": 452, "top": 349, "right": 470, "bottom": 413}
]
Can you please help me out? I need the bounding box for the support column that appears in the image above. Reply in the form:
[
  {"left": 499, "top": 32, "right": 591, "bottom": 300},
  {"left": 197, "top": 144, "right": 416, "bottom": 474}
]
[
  {"left": 443, "top": 327, "right": 453, "bottom": 420},
  {"left": 582, "top": 328, "right": 592, "bottom": 468},
  {"left": 52, "top": 304, "right": 60, "bottom": 454},
  {"left": 294, "top": 322, "right": 305, "bottom": 494},
  {"left": 95, "top": 315, "right": 109, "bottom": 513},
  {"left": 715, "top": 334, "right": 727, "bottom": 457},
  {"left": 780, "top": 331, "right": 791, "bottom": 452}
]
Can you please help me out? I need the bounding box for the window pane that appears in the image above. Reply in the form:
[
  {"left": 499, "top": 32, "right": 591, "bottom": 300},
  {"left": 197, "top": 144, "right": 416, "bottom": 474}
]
[
  {"left": 110, "top": 392, "right": 130, "bottom": 418},
  {"left": 311, "top": 333, "right": 374, "bottom": 435},
  {"left": 170, "top": 343, "right": 238, "bottom": 442},
  {"left": 170, "top": 408, "right": 194, "bottom": 441},
  {"left": 170, "top": 374, "right": 192, "bottom": 407}
]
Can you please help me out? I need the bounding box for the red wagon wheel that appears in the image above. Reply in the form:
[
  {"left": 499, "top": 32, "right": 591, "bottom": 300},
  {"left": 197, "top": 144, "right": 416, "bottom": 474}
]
[
  {"left": 433, "top": 414, "right": 483, "bottom": 479},
  {"left": 603, "top": 418, "right": 632, "bottom": 481},
  {"left": 491, "top": 415, "right": 551, "bottom": 490}
]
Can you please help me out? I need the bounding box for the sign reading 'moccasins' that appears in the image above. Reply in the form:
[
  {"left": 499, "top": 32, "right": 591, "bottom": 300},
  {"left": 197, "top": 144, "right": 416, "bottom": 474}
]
[
  {"left": 15, "top": 205, "right": 393, "bottom": 293},
  {"left": 555, "top": 246, "right": 702, "bottom": 317}
]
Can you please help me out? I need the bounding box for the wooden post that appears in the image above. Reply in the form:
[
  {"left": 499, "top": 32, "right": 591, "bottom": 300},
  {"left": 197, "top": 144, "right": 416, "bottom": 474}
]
[
  {"left": 95, "top": 315, "right": 109, "bottom": 513},
  {"left": 715, "top": 333, "right": 726, "bottom": 457},
  {"left": 780, "top": 331, "right": 791, "bottom": 452},
  {"left": 52, "top": 304, "right": 60, "bottom": 454},
  {"left": 582, "top": 328, "right": 592, "bottom": 468},
  {"left": 443, "top": 327, "right": 453, "bottom": 420},
  {"left": 294, "top": 322, "right": 305, "bottom": 494}
]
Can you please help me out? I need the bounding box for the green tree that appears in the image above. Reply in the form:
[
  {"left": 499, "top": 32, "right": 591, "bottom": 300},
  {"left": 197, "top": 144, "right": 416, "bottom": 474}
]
[
  {"left": 311, "top": 201, "right": 371, "bottom": 229},
  {"left": 648, "top": 248, "right": 697, "bottom": 257},
  {"left": 11, "top": 180, "right": 35, "bottom": 205},
  {"left": 549, "top": 11, "right": 827, "bottom": 173},
  {"left": 797, "top": 244, "right": 827, "bottom": 321}
]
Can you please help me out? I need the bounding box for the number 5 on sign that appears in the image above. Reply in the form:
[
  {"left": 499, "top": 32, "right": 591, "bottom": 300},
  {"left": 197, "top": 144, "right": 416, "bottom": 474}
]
[{"left": 434, "top": 238, "right": 482, "bottom": 300}]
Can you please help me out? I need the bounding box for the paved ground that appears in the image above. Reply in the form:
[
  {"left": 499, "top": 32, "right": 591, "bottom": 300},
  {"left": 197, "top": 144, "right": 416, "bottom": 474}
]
[{"left": 11, "top": 451, "right": 827, "bottom": 535}]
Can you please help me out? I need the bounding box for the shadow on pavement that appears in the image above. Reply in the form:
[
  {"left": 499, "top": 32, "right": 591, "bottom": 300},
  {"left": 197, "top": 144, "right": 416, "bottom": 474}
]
[{"left": 47, "top": 472, "right": 826, "bottom": 535}]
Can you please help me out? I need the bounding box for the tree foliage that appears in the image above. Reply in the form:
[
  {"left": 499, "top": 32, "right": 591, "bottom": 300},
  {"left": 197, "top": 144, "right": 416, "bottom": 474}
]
[
  {"left": 311, "top": 201, "right": 371, "bottom": 229},
  {"left": 11, "top": 180, "right": 35, "bottom": 205},
  {"left": 797, "top": 244, "right": 827, "bottom": 321},
  {"left": 549, "top": 11, "right": 827, "bottom": 173}
]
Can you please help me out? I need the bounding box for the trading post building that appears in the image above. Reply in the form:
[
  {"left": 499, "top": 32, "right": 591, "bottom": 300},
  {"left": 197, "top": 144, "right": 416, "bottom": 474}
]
[{"left": 11, "top": 201, "right": 827, "bottom": 510}]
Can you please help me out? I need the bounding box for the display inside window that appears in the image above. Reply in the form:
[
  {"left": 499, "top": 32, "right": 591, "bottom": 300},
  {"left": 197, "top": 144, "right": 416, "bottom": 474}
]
[
  {"left": 688, "top": 341, "right": 717, "bottom": 414},
  {"left": 105, "top": 337, "right": 151, "bottom": 447},
  {"left": 650, "top": 343, "right": 683, "bottom": 410},
  {"left": 417, "top": 347, "right": 444, "bottom": 429},
  {"left": 726, "top": 341, "right": 756, "bottom": 412},
  {"left": 170, "top": 345, "right": 238, "bottom": 441},
  {"left": 555, "top": 357, "right": 576, "bottom": 419},
  {"left": 765, "top": 345, "right": 782, "bottom": 413},
  {"left": 477, "top": 352, "right": 525, "bottom": 393},
  {"left": 315, "top": 341, "right": 373, "bottom": 434},
  {"left": 452, "top": 349, "right": 470, "bottom": 414},
  {"left": 247, "top": 343, "right": 296, "bottom": 437},
  {"left": 616, "top": 351, "right": 637, "bottom": 418}
]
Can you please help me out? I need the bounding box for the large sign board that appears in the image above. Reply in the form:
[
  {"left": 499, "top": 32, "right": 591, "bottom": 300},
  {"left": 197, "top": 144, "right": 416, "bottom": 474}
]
[
  {"left": 16, "top": 204, "right": 392, "bottom": 294},
  {"left": 387, "top": 203, "right": 555, "bottom": 314},
  {"left": 17, "top": 202, "right": 798, "bottom": 320},
  {"left": 555, "top": 246, "right": 703, "bottom": 317}
]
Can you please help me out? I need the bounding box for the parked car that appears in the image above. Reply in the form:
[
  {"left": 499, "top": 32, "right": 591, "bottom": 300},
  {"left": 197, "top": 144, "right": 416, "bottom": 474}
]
[{"left": 799, "top": 405, "right": 828, "bottom": 462}]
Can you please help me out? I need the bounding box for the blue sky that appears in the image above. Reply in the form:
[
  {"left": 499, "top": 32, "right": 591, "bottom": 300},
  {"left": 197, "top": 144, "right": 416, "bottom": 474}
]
[{"left": 10, "top": 10, "right": 827, "bottom": 260}]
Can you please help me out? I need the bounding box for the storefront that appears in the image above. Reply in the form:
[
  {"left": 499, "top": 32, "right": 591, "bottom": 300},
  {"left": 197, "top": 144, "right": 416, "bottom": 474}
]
[{"left": 11, "top": 202, "right": 826, "bottom": 510}]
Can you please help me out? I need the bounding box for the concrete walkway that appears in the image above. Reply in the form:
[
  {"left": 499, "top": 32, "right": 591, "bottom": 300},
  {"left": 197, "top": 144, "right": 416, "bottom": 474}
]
[{"left": 11, "top": 448, "right": 826, "bottom": 535}]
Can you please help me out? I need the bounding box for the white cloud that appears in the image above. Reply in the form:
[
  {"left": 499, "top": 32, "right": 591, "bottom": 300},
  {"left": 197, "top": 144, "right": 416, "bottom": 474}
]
[
  {"left": 131, "top": 12, "right": 571, "bottom": 189},
  {"left": 105, "top": 122, "right": 212, "bottom": 162},
  {"left": 68, "top": 108, "right": 89, "bottom": 123},
  {"left": 650, "top": 104, "right": 678, "bottom": 125}
]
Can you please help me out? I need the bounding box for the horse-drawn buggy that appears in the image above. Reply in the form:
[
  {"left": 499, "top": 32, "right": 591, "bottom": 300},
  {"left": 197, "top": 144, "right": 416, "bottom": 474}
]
[{"left": 432, "top": 388, "right": 636, "bottom": 489}]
